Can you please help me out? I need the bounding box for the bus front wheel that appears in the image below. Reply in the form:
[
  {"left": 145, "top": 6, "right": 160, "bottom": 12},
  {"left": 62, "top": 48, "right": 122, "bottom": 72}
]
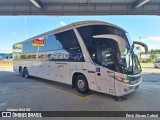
[{"left": 75, "top": 75, "right": 90, "bottom": 94}]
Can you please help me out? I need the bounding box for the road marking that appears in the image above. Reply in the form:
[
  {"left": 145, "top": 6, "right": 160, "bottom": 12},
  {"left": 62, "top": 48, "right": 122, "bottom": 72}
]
[
  {"left": 31, "top": 85, "right": 47, "bottom": 89},
  {"left": 81, "top": 93, "right": 96, "bottom": 99},
  {"left": 141, "top": 88, "right": 160, "bottom": 91},
  {"left": 46, "top": 86, "right": 96, "bottom": 99},
  {"left": 29, "top": 85, "right": 96, "bottom": 99},
  {"left": 0, "top": 85, "right": 96, "bottom": 99},
  {"left": 0, "top": 102, "right": 6, "bottom": 107}
]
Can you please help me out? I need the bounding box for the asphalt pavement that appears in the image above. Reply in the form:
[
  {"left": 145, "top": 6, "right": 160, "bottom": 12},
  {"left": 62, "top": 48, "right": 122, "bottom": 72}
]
[{"left": 0, "top": 66, "right": 160, "bottom": 120}]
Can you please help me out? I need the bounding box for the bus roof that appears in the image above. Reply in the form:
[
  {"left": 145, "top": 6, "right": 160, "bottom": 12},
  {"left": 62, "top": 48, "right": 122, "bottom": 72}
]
[{"left": 14, "top": 20, "right": 127, "bottom": 45}]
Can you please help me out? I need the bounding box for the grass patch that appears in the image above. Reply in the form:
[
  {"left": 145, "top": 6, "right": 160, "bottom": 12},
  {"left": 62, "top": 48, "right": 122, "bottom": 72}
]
[
  {"left": 0, "top": 60, "right": 13, "bottom": 66},
  {"left": 140, "top": 63, "right": 154, "bottom": 67}
]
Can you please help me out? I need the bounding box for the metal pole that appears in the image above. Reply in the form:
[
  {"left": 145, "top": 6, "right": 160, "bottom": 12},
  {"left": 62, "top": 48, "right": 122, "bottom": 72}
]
[
  {"left": 24, "top": 16, "right": 27, "bottom": 39},
  {"left": 37, "top": 46, "right": 39, "bottom": 59},
  {"left": 139, "top": 37, "right": 141, "bottom": 62},
  {"left": 25, "top": 16, "right": 29, "bottom": 60}
]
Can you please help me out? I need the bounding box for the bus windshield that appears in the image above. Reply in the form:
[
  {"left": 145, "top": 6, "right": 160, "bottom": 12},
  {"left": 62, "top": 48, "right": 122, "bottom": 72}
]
[
  {"left": 78, "top": 25, "right": 141, "bottom": 75},
  {"left": 118, "top": 46, "right": 141, "bottom": 75},
  {"left": 118, "top": 33, "right": 141, "bottom": 75}
]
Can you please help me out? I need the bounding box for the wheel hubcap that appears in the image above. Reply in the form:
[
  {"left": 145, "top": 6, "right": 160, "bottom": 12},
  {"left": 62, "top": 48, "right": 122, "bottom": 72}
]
[{"left": 77, "top": 80, "right": 85, "bottom": 89}]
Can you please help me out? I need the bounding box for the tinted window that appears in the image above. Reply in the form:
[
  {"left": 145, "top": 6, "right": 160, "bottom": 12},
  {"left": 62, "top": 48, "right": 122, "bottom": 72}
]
[
  {"left": 55, "top": 30, "right": 80, "bottom": 50},
  {"left": 26, "top": 54, "right": 31, "bottom": 59},
  {"left": 26, "top": 41, "right": 37, "bottom": 53},
  {"left": 22, "top": 42, "right": 27, "bottom": 53},
  {"left": 31, "top": 55, "right": 36, "bottom": 59},
  {"left": 21, "top": 55, "right": 26, "bottom": 59},
  {"left": 77, "top": 25, "right": 128, "bottom": 71},
  {"left": 45, "top": 35, "right": 61, "bottom": 51},
  {"left": 96, "top": 40, "right": 115, "bottom": 70},
  {"left": 22, "top": 41, "right": 38, "bottom": 53},
  {"left": 45, "top": 30, "right": 84, "bottom": 62},
  {"left": 78, "top": 25, "right": 129, "bottom": 51}
]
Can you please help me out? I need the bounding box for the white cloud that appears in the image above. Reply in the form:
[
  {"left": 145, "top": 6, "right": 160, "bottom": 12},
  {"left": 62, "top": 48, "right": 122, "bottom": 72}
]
[
  {"left": 146, "top": 36, "right": 160, "bottom": 41},
  {"left": 60, "top": 21, "right": 66, "bottom": 26},
  {"left": 11, "top": 32, "right": 16, "bottom": 35},
  {"left": 148, "top": 45, "right": 160, "bottom": 50},
  {"left": 139, "top": 36, "right": 160, "bottom": 50},
  {"left": 0, "top": 48, "right": 12, "bottom": 53}
]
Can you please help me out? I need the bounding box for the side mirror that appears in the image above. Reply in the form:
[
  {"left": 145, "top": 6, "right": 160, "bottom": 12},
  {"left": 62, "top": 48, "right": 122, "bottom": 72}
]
[{"left": 132, "top": 41, "right": 148, "bottom": 54}]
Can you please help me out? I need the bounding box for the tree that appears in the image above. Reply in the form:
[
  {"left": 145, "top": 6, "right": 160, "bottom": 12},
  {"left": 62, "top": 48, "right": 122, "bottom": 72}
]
[
  {"left": 150, "top": 49, "right": 154, "bottom": 54},
  {"left": 150, "top": 53, "right": 157, "bottom": 62},
  {"left": 136, "top": 46, "right": 140, "bottom": 51}
]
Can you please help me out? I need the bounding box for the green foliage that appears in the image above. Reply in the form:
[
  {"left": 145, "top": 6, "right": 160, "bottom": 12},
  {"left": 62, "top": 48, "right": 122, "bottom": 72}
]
[
  {"left": 136, "top": 46, "right": 140, "bottom": 51},
  {"left": 148, "top": 49, "right": 160, "bottom": 54},
  {"left": 150, "top": 53, "right": 157, "bottom": 63},
  {"left": 139, "top": 49, "right": 160, "bottom": 63},
  {"left": 140, "top": 51, "right": 145, "bottom": 54},
  {"left": 141, "top": 59, "right": 151, "bottom": 63}
]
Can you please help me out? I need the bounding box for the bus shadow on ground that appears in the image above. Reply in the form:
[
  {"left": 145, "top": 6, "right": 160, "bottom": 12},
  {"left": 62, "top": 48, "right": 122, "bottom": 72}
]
[
  {"left": 31, "top": 76, "right": 138, "bottom": 100},
  {"left": 0, "top": 70, "right": 151, "bottom": 100},
  {"left": 25, "top": 76, "right": 96, "bottom": 97}
]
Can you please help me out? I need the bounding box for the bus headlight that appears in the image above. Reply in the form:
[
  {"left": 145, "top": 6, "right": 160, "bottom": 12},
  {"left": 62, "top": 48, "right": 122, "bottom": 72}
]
[
  {"left": 123, "top": 79, "right": 129, "bottom": 84},
  {"left": 115, "top": 76, "right": 129, "bottom": 84}
]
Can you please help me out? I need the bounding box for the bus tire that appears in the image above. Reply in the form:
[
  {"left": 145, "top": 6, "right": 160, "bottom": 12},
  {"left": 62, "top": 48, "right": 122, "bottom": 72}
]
[
  {"left": 19, "top": 67, "right": 24, "bottom": 77},
  {"left": 75, "top": 75, "right": 90, "bottom": 94},
  {"left": 24, "top": 67, "right": 30, "bottom": 78}
]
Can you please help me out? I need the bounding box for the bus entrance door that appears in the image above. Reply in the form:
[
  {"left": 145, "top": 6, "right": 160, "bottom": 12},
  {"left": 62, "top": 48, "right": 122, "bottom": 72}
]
[
  {"left": 94, "top": 41, "right": 116, "bottom": 95},
  {"left": 95, "top": 67, "right": 115, "bottom": 96}
]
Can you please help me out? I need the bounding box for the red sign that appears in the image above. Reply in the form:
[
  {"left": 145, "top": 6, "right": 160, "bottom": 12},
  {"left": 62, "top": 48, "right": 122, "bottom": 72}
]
[{"left": 32, "top": 39, "right": 44, "bottom": 46}]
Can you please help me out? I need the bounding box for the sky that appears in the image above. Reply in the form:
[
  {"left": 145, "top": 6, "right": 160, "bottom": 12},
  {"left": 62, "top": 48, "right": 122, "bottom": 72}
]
[{"left": 0, "top": 16, "right": 160, "bottom": 53}]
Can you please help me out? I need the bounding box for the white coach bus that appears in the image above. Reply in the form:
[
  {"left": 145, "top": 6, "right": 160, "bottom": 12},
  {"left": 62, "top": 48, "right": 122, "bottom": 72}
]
[{"left": 13, "top": 21, "right": 148, "bottom": 98}]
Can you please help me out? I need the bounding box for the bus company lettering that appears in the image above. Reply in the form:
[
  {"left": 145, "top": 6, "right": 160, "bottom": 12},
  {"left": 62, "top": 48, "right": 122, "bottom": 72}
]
[{"left": 48, "top": 53, "right": 69, "bottom": 60}]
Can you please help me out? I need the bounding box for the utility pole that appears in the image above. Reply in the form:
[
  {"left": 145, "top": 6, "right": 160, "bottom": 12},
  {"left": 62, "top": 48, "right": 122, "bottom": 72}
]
[
  {"left": 139, "top": 37, "right": 141, "bottom": 62},
  {"left": 24, "top": 16, "right": 27, "bottom": 39},
  {"left": 24, "top": 16, "right": 31, "bottom": 59}
]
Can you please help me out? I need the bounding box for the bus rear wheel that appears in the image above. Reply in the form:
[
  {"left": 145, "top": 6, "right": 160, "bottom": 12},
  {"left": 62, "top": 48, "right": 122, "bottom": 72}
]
[
  {"left": 75, "top": 75, "right": 90, "bottom": 94},
  {"left": 24, "top": 68, "right": 30, "bottom": 78}
]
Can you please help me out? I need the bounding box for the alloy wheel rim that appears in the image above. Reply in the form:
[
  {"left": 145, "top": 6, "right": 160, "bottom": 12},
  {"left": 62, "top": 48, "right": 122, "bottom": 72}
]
[{"left": 77, "top": 80, "right": 85, "bottom": 89}]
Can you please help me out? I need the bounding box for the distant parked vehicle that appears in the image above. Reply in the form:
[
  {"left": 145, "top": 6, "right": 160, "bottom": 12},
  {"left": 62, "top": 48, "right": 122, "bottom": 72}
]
[{"left": 154, "top": 60, "right": 160, "bottom": 68}]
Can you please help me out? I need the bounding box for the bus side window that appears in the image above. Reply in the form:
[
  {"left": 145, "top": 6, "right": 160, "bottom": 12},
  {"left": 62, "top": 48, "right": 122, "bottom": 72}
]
[
  {"left": 21, "top": 55, "right": 26, "bottom": 59},
  {"left": 96, "top": 41, "right": 114, "bottom": 70},
  {"left": 45, "top": 35, "right": 60, "bottom": 51},
  {"left": 55, "top": 30, "right": 80, "bottom": 50},
  {"left": 55, "top": 30, "right": 84, "bottom": 62}
]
